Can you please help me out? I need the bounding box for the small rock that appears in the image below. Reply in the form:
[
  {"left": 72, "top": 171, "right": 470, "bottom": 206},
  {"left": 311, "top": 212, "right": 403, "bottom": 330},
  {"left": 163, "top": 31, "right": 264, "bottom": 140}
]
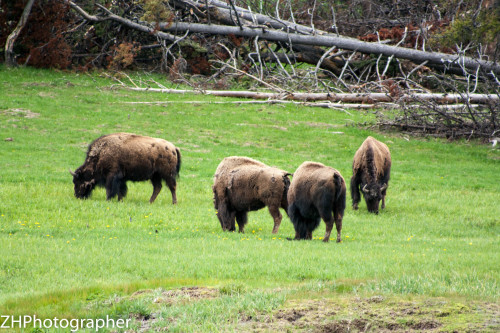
[{"left": 5, "top": 137, "right": 13, "bottom": 141}]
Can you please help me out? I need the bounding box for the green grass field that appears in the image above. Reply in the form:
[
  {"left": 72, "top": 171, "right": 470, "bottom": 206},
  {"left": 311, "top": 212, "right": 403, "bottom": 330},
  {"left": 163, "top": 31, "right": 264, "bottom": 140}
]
[{"left": 0, "top": 66, "right": 498, "bottom": 332}]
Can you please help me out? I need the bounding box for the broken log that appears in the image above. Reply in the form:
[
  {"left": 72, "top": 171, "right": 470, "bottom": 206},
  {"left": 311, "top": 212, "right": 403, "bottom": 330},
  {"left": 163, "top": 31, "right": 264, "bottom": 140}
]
[
  {"left": 126, "top": 87, "right": 499, "bottom": 104},
  {"left": 158, "top": 22, "right": 500, "bottom": 76}
]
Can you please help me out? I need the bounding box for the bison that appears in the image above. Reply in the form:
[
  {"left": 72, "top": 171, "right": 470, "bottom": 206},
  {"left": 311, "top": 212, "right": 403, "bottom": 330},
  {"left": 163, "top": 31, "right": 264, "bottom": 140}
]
[
  {"left": 212, "top": 156, "right": 291, "bottom": 234},
  {"left": 70, "top": 133, "right": 181, "bottom": 204},
  {"left": 287, "top": 161, "right": 346, "bottom": 243},
  {"left": 351, "top": 136, "right": 391, "bottom": 213}
]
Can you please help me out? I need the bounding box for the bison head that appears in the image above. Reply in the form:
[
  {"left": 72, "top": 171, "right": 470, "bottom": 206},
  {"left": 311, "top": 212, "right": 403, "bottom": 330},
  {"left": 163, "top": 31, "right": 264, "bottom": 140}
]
[
  {"left": 70, "top": 169, "right": 96, "bottom": 199},
  {"left": 361, "top": 183, "right": 387, "bottom": 214}
]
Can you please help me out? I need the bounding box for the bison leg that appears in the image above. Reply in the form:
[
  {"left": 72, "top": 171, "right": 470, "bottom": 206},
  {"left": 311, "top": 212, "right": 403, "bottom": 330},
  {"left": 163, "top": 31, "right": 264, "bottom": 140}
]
[
  {"left": 350, "top": 176, "right": 361, "bottom": 210},
  {"left": 118, "top": 182, "right": 128, "bottom": 201},
  {"left": 165, "top": 177, "right": 177, "bottom": 205},
  {"left": 381, "top": 185, "right": 388, "bottom": 209},
  {"left": 322, "top": 218, "right": 334, "bottom": 243},
  {"left": 228, "top": 212, "right": 236, "bottom": 231},
  {"left": 335, "top": 213, "right": 343, "bottom": 243},
  {"left": 150, "top": 176, "right": 163, "bottom": 204},
  {"left": 106, "top": 172, "right": 123, "bottom": 200},
  {"left": 235, "top": 211, "right": 248, "bottom": 233},
  {"left": 268, "top": 205, "right": 282, "bottom": 234},
  {"left": 319, "top": 206, "right": 335, "bottom": 242}
]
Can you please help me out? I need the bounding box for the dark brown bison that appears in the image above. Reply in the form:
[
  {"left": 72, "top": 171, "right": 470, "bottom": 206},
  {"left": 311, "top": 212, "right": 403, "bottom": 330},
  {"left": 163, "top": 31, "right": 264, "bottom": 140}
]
[
  {"left": 70, "top": 133, "right": 181, "bottom": 203},
  {"left": 351, "top": 136, "right": 391, "bottom": 213},
  {"left": 287, "top": 161, "right": 346, "bottom": 243},
  {"left": 212, "top": 156, "right": 291, "bottom": 233}
]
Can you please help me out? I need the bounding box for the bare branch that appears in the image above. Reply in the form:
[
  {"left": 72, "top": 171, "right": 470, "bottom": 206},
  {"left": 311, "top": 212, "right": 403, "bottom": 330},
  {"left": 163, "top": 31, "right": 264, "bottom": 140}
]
[{"left": 5, "top": 0, "right": 36, "bottom": 67}]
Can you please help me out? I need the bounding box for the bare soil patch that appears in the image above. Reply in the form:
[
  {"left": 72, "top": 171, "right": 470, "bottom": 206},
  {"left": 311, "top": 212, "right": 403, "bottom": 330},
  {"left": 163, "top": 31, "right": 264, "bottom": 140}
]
[
  {"left": 236, "top": 295, "right": 499, "bottom": 332},
  {"left": 1, "top": 108, "right": 40, "bottom": 118},
  {"left": 119, "top": 288, "right": 499, "bottom": 332},
  {"left": 153, "top": 286, "right": 219, "bottom": 305}
]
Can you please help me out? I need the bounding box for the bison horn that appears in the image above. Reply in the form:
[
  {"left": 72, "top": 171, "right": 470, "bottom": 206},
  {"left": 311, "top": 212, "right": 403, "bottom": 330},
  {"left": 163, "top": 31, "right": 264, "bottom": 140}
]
[
  {"left": 69, "top": 168, "right": 76, "bottom": 176},
  {"left": 362, "top": 184, "right": 368, "bottom": 193},
  {"left": 381, "top": 183, "right": 388, "bottom": 191}
]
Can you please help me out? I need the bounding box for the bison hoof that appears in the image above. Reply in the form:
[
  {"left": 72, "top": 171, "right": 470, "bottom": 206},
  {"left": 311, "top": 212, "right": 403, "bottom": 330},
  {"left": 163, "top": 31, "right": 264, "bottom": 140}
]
[{"left": 322, "top": 238, "right": 330, "bottom": 243}]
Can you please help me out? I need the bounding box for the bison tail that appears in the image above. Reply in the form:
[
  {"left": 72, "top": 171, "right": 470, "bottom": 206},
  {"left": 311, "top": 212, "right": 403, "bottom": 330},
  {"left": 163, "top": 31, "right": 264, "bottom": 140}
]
[{"left": 175, "top": 148, "right": 181, "bottom": 178}]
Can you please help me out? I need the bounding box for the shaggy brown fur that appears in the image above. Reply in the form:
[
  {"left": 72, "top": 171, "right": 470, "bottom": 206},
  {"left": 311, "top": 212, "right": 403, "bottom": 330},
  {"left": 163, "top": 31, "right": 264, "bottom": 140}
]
[
  {"left": 287, "top": 161, "right": 346, "bottom": 243},
  {"left": 70, "top": 133, "right": 181, "bottom": 204},
  {"left": 351, "top": 136, "right": 391, "bottom": 213},
  {"left": 212, "top": 156, "right": 291, "bottom": 233}
]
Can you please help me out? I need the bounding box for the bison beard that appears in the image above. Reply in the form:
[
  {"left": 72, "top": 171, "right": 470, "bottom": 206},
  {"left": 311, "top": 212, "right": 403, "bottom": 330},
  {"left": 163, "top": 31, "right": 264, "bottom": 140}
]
[
  {"left": 70, "top": 133, "right": 181, "bottom": 203},
  {"left": 287, "top": 162, "right": 346, "bottom": 243}
]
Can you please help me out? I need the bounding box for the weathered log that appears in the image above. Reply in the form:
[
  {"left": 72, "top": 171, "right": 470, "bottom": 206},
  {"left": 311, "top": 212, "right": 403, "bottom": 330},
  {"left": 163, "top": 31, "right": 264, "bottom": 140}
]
[
  {"left": 158, "top": 22, "right": 500, "bottom": 76},
  {"left": 126, "top": 87, "right": 499, "bottom": 104}
]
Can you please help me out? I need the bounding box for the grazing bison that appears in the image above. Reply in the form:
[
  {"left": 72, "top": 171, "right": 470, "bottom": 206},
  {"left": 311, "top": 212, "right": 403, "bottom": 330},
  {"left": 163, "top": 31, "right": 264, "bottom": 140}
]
[
  {"left": 287, "top": 161, "right": 346, "bottom": 243},
  {"left": 351, "top": 136, "right": 391, "bottom": 213},
  {"left": 70, "top": 133, "right": 181, "bottom": 204},
  {"left": 212, "top": 156, "right": 291, "bottom": 233}
]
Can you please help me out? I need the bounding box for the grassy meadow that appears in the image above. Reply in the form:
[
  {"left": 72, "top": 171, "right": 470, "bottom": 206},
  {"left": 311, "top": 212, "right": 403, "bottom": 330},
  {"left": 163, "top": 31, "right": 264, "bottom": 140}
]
[{"left": 0, "top": 66, "right": 499, "bottom": 331}]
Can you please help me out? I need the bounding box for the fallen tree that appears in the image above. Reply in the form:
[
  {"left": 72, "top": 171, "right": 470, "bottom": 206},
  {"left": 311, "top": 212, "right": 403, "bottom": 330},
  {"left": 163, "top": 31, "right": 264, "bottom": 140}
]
[
  {"left": 158, "top": 21, "right": 500, "bottom": 76},
  {"left": 126, "top": 86, "right": 498, "bottom": 104},
  {"left": 66, "top": 0, "right": 500, "bottom": 77}
]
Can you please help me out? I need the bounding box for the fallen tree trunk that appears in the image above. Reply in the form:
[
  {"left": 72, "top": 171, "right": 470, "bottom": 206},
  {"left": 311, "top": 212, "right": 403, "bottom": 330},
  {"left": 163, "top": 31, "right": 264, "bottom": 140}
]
[
  {"left": 120, "top": 100, "right": 486, "bottom": 110},
  {"left": 174, "top": 0, "right": 500, "bottom": 77},
  {"left": 159, "top": 21, "right": 500, "bottom": 76},
  {"left": 191, "top": 0, "right": 320, "bottom": 35},
  {"left": 126, "top": 87, "right": 499, "bottom": 104},
  {"left": 67, "top": 0, "right": 500, "bottom": 77}
]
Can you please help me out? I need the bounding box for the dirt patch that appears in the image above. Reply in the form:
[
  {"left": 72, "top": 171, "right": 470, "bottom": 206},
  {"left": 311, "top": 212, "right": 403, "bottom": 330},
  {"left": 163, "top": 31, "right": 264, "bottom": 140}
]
[
  {"left": 236, "top": 295, "right": 499, "bottom": 333},
  {"left": 293, "top": 121, "right": 341, "bottom": 129},
  {"left": 1, "top": 108, "right": 40, "bottom": 118},
  {"left": 409, "top": 320, "right": 441, "bottom": 330},
  {"left": 275, "top": 309, "right": 305, "bottom": 322},
  {"left": 112, "top": 288, "right": 499, "bottom": 332},
  {"left": 316, "top": 320, "right": 350, "bottom": 333},
  {"left": 153, "top": 286, "right": 219, "bottom": 305}
]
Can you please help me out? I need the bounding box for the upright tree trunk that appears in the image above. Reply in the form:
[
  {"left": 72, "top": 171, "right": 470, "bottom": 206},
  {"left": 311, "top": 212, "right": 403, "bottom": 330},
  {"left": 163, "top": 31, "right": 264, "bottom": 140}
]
[{"left": 4, "top": 0, "right": 36, "bottom": 67}]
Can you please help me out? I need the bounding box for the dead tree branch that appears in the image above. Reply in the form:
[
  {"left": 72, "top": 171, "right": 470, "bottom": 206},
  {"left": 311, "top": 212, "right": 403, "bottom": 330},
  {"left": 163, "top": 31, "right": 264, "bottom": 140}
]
[
  {"left": 65, "top": 1, "right": 177, "bottom": 42},
  {"left": 5, "top": 0, "right": 36, "bottom": 67}
]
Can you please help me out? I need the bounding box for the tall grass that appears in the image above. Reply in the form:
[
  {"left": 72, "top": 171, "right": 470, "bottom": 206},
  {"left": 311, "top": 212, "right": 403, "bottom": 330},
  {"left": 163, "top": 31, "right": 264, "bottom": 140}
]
[{"left": 0, "top": 67, "right": 498, "bottom": 322}]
